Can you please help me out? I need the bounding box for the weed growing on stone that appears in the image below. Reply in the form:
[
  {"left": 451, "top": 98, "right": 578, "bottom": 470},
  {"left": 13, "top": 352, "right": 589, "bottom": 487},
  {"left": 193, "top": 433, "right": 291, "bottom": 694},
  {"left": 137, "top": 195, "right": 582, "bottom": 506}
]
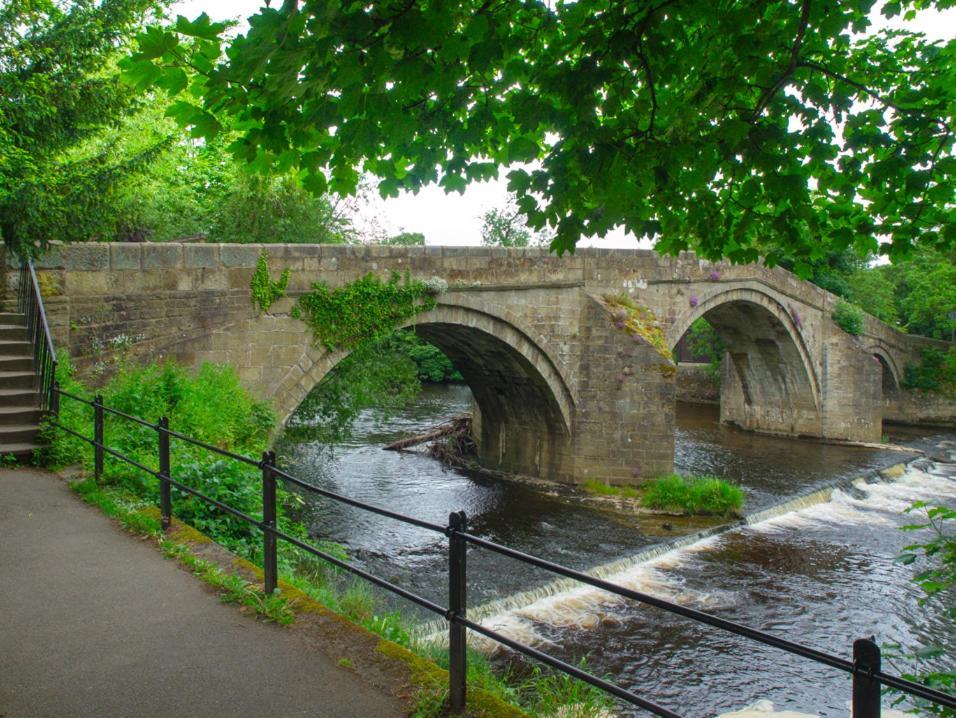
[
  {"left": 642, "top": 474, "right": 745, "bottom": 516},
  {"left": 582, "top": 479, "right": 640, "bottom": 499}
]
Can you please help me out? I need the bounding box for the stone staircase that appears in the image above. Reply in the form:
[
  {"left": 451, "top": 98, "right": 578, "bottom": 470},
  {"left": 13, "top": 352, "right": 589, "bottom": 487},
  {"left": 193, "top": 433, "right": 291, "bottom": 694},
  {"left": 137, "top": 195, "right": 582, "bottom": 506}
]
[{"left": 0, "top": 310, "right": 44, "bottom": 458}]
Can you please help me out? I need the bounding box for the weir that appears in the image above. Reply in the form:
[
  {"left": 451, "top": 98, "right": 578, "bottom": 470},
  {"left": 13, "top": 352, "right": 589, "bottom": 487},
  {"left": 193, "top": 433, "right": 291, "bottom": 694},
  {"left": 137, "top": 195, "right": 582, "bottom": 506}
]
[{"left": 413, "top": 459, "right": 936, "bottom": 644}]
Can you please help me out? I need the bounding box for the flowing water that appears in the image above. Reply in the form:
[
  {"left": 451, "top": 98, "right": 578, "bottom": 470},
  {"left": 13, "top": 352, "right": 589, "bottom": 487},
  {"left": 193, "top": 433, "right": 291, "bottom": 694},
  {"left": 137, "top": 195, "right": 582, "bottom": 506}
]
[{"left": 276, "top": 384, "right": 956, "bottom": 716}]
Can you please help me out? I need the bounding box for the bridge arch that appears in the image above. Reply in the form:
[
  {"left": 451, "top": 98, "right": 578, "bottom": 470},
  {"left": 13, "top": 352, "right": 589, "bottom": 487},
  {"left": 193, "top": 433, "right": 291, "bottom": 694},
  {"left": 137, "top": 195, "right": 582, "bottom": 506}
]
[
  {"left": 867, "top": 344, "right": 901, "bottom": 395},
  {"left": 668, "top": 287, "right": 822, "bottom": 435},
  {"left": 276, "top": 302, "right": 576, "bottom": 480}
]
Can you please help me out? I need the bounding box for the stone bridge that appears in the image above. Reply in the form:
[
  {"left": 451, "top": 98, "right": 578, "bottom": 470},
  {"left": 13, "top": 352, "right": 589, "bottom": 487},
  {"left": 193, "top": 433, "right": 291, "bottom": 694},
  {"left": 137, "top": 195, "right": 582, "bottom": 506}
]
[{"left": 11, "top": 243, "right": 949, "bottom": 485}]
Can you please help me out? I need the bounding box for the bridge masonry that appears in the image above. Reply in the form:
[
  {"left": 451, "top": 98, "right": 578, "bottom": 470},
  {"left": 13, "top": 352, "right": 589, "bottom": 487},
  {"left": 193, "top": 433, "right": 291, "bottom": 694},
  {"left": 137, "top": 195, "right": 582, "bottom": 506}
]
[{"left": 6, "top": 242, "right": 949, "bottom": 485}]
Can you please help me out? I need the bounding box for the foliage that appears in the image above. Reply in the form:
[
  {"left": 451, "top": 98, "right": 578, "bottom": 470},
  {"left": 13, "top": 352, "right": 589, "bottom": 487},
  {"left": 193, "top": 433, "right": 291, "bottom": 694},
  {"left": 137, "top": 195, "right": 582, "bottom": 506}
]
[
  {"left": 284, "top": 332, "right": 423, "bottom": 447},
  {"left": 129, "top": 3, "right": 954, "bottom": 267},
  {"left": 382, "top": 231, "right": 426, "bottom": 246},
  {"left": 41, "top": 356, "right": 289, "bottom": 556},
  {"left": 845, "top": 265, "right": 900, "bottom": 326},
  {"left": 206, "top": 170, "right": 356, "bottom": 245},
  {"left": 295, "top": 272, "right": 437, "bottom": 351},
  {"left": 832, "top": 299, "right": 866, "bottom": 336},
  {"left": 480, "top": 199, "right": 549, "bottom": 248},
  {"left": 641, "top": 474, "right": 745, "bottom": 517},
  {"left": 0, "top": 0, "right": 166, "bottom": 255},
  {"left": 902, "top": 347, "right": 956, "bottom": 398},
  {"left": 401, "top": 333, "right": 463, "bottom": 383},
  {"left": 776, "top": 246, "right": 869, "bottom": 299},
  {"left": 251, "top": 251, "right": 291, "bottom": 313},
  {"left": 583, "top": 479, "right": 639, "bottom": 500},
  {"left": 603, "top": 293, "right": 674, "bottom": 362},
  {"left": 891, "top": 501, "right": 956, "bottom": 714},
  {"left": 887, "top": 248, "right": 956, "bottom": 339},
  {"left": 684, "top": 318, "right": 726, "bottom": 379}
]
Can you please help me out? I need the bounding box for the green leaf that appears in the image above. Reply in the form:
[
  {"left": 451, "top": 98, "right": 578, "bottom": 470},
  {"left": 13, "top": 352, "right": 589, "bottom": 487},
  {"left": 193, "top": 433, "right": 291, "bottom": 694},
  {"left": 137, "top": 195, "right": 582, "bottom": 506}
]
[{"left": 174, "top": 13, "right": 228, "bottom": 40}]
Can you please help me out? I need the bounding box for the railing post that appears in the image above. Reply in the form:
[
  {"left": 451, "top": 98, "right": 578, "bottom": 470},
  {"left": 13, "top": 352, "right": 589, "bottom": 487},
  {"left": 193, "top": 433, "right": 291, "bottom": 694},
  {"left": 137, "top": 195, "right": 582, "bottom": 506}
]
[
  {"left": 447, "top": 510, "right": 468, "bottom": 715},
  {"left": 853, "top": 638, "right": 881, "bottom": 718},
  {"left": 93, "top": 395, "right": 104, "bottom": 482},
  {"left": 158, "top": 417, "right": 172, "bottom": 531},
  {"left": 262, "top": 450, "right": 278, "bottom": 595}
]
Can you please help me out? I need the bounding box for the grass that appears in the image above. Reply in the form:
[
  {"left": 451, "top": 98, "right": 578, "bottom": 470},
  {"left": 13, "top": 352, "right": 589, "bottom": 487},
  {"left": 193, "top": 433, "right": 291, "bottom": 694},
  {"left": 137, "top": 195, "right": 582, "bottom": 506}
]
[
  {"left": 641, "top": 473, "right": 745, "bottom": 517},
  {"left": 583, "top": 479, "right": 640, "bottom": 499}
]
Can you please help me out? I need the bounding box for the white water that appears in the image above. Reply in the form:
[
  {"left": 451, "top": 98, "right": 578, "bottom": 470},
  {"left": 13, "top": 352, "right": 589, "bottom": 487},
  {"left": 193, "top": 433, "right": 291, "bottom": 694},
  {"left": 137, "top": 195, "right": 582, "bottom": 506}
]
[{"left": 417, "top": 461, "right": 956, "bottom": 656}]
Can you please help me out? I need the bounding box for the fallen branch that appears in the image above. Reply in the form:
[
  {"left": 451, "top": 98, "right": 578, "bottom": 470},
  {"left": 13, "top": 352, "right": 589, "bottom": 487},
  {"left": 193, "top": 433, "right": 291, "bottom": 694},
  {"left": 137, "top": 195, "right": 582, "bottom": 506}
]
[{"left": 384, "top": 414, "right": 471, "bottom": 452}]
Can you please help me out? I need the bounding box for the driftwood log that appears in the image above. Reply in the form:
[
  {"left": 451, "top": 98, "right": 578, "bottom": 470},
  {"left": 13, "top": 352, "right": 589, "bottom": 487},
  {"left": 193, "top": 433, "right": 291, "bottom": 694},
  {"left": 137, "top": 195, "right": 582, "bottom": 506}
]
[{"left": 384, "top": 414, "right": 471, "bottom": 452}]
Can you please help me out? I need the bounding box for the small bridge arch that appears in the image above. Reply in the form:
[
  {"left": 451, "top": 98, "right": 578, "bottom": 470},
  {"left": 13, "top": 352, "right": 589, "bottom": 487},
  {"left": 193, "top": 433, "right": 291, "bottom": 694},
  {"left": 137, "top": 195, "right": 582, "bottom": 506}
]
[
  {"left": 668, "top": 286, "right": 822, "bottom": 435},
  {"left": 867, "top": 344, "right": 902, "bottom": 396}
]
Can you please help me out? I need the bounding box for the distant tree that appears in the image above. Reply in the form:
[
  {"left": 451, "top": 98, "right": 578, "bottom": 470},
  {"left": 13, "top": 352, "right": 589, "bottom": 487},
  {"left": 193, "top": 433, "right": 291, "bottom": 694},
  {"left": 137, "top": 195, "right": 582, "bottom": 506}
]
[
  {"left": 480, "top": 200, "right": 550, "bottom": 248},
  {"left": 382, "top": 231, "right": 426, "bottom": 246},
  {"left": 0, "top": 0, "right": 165, "bottom": 256},
  {"left": 888, "top": 248, "right": 956, "bottom": 339}
]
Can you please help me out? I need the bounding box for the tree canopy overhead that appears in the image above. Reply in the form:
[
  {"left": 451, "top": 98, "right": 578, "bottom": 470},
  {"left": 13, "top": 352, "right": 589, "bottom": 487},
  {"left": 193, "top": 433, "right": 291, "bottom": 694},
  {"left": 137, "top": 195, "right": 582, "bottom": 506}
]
[{"left": 126, "top": 0, "right": 955, "bottom": 268}]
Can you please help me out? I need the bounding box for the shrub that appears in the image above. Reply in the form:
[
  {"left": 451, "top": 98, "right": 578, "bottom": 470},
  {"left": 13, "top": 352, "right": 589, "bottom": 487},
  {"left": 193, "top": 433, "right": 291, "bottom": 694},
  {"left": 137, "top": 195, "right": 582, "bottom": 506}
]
[
  {"left": 902, "top": 347, "right": 956, "bottom": 398},
  {"left": 832, "top": 299, "right": 865, "bottom": 336},
  {"left": 40, "top": 357, "right": 295, "bottom": 557},
  {"left": 641, "top": 474, "right": 745, "bottom": 516}
]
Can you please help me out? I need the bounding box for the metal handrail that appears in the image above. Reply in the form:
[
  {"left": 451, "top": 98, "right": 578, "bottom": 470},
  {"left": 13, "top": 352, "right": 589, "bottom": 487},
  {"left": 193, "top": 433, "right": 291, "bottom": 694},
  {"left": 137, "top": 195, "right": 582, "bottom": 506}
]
[
  {"left": 47, "top": 386, "right": 956, "bottom": 718},
  {"left": 16, "top": 259, "right": 57, "bottom": 412}
]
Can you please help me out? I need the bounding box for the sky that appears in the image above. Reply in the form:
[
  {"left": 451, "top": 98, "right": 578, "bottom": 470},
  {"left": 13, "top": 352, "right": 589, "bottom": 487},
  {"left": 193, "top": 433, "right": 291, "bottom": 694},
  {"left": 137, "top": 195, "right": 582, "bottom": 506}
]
[{"left": 171, "top": 0, "right": 955, "bottom": 248}]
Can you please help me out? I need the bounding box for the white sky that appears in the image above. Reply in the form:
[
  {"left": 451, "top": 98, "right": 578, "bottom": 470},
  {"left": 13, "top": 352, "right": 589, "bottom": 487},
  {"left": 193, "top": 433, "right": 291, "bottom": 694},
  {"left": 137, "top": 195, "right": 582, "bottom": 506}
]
[{"left": 172, "top": 0, "right": 955, "bottom": 248}]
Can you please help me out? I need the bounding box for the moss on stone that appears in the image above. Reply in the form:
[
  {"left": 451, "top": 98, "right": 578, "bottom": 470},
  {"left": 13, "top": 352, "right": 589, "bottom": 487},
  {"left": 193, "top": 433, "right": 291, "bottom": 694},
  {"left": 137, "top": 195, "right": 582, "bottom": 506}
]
[{"left": 602, "top": 293, "right": 675, "bottom": 362}]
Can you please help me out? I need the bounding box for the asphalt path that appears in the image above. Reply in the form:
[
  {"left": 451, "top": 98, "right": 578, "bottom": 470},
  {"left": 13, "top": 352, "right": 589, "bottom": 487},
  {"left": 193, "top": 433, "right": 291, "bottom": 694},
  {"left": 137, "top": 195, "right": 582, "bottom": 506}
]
[{"left": 0, "top": 468, "right": 403, "bottom": 718}]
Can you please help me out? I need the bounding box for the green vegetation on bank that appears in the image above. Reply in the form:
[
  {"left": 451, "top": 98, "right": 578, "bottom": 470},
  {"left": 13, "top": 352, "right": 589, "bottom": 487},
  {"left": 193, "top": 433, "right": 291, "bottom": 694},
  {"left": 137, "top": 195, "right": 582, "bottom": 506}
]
[
  {"left": 583, "top": 479, "right": 640, "bottom": 500},
  {"left": 584, "top": 474, "right": 745, "bottom": 517}
]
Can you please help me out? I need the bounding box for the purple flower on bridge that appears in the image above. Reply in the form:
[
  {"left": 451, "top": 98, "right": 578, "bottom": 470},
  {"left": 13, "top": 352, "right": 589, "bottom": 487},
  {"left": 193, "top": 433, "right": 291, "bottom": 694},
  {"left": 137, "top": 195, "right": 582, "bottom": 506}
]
[
  {"left": 708, "top": 270, "right": 721, "bottom": 281},
  {"left": 689, "top": 295, "right": 699, "bottom": 308}
]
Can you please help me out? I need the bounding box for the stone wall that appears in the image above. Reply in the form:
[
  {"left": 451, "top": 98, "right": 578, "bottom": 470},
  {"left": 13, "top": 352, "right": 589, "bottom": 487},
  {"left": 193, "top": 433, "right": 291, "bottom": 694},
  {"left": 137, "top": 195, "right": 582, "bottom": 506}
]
[
  {"left": 676, "top": 364, "right": 720, "bottom": 404},
  {"left": 884, "top": 390, "right": 956, "bottom": 428}
]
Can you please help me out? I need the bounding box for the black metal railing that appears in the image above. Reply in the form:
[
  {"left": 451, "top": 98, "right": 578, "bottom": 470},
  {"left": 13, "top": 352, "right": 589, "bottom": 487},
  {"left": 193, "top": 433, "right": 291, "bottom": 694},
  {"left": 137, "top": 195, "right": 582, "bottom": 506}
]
[
  {"left": 45, "top": 387, "right": 956, "bottom": 718},
  {"left": 16, "top": 260, "right": 57, "bottom": 412}
]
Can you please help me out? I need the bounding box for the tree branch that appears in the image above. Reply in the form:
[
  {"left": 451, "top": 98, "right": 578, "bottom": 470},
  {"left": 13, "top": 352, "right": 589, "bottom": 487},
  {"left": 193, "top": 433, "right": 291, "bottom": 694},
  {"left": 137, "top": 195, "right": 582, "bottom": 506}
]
[
  {"left": 752, "top": 0, "right": 812, "bottom": 119},
  {"left": 797, "top": 59, "right": 952, "bottom": 132}
]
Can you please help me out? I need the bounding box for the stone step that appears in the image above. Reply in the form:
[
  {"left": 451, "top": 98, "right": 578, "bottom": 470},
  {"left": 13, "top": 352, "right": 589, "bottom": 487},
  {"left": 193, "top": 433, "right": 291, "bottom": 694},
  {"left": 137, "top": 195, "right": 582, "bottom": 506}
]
[
  {"left": 0, "top": 424, "right": 40, "bottom": 445},
  {"left": 0, "top": 355, "right": 35, "bottom": 372},
  {"left": 0, "top": 388, "right": 41, "bottom": 404},
  {"left": 0, "top": 406, "right": 43, "bottom": 426},
  {"left": 0, "top": 325, "right": 28, "bottom": 341},
  {"left": 0, "top": 312, "right": 26, "bottom": 326},
  {"left": 0, "top": 441, "right": 44, "bottom": 460},
  {"left": 0, "top": 340, "right": 33, "bottom": 356},
  {"left": 0, "top": 371, "right": 36, "bottom": 390}
]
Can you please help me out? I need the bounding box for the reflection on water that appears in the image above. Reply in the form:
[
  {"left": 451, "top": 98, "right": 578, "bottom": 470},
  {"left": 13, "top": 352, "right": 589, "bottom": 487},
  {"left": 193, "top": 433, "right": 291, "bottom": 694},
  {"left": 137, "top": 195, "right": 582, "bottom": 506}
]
[{"left": 276, "top": 384, "right": 956, "bottom": 715}]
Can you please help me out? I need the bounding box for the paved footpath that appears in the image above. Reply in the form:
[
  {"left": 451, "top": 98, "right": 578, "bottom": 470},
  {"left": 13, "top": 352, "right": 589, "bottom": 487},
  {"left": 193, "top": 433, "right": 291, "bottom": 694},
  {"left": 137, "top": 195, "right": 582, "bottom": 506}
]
[{"left": 0, "top": 469, "right": 404, "bottom": 718}]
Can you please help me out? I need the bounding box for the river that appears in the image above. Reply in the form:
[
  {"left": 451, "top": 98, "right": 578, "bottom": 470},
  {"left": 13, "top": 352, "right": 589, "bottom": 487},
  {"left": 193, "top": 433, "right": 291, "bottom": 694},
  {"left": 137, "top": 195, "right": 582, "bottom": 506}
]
[{"left": 275, "top": 383, "right": 956, "bottom": 716}]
